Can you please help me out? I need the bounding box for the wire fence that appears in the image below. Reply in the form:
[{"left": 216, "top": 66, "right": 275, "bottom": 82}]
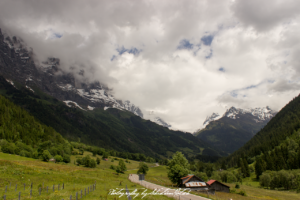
[{"left": 1, "top": 182, "right": 96, "bottom": 200}]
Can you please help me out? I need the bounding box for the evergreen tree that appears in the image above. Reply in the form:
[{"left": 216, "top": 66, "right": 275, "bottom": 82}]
[
  {"left": 243, "top": 158, "right": 250, "bottom": 177},
  {"left": 255, "top": 157, "right": 264, "bottom": 179}
]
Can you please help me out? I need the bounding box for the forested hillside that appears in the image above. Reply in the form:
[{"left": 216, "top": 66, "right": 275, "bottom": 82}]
[
  {"left": 225, "top": 94, "right": 300, "bottom": 169},
  {"left": 0, "top": 76, "right": 220, "bottom": 159}
]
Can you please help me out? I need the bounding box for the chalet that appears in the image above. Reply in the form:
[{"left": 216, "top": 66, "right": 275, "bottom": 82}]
[
  {"left": 207, "top": 180, "right": 230, "bottom": 193},
  {"left": 181, "top": 174, "right": 208, "bottom": 191}
]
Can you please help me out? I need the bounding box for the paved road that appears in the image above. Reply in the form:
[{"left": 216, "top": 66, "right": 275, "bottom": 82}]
[{"left": 128, "top": 174, "right": 211, "bottom": 200}]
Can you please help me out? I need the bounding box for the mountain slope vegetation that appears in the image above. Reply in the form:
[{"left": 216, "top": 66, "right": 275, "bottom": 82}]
[
  {"left": 225, "top": 94, "right": 300, "bottom": 168},
  {"left": 0, "top": 76, "right": 220, "bottom": 159}
]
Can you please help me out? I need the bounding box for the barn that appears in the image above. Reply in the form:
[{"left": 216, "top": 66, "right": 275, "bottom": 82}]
[
  {"left": 206, "top": 180, "right": 230, "bottom": 193},
  {"left": 180, "top": 174, "right": 209, "bottom": 191}
]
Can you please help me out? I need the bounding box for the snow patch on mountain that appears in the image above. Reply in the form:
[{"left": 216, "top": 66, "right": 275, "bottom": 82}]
[
  {"left": 63, "top": 100, "right": 86, "bottom": 111},
  {"left": 224, "top": 106, "right": 276, "bottom": 121},
  {"left": 87, "top": 105, "right": 95, "bottom": 110},
  {"left": 75, "top": 86, "right": 143, "bottom": 117},
  {"left": 203, "top": 113, "right": 222, "bottom": 126},
  {"left": 152, "top": 117, "right": 172, "bottom": 128},
  {"left": 5, "top": 79, "right": 14, "bottom": 86},
  {"left": 25, "top": 86, "right": 34, "bottom": 93}
]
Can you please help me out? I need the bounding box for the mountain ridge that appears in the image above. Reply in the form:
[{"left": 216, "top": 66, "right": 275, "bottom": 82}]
[{"left": 195, "top": 106, "right": 277, "bottom": 154}]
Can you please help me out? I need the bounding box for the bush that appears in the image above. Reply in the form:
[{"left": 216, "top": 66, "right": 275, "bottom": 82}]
[
  {"left": 54, "top": 155, "right": 63, "bottom": 162},
  {"left": 1, "top": 143, "right": 15, "bottom": 154},
  {"left": 110, "top": 165, "right": 116, "bottom": 170},
  {"left": 96, "top": 157, "right": 100, "bottom": 165},
  {"left": 259, "top": 173, "right": 271, "bottom": 188},
  {"left": 235, "top": 183, "right": 240, "bottom": 189},
  {"left": 42, "top": 150, "right": 51, "bottom": 162},
  {"left": 76, "top": 158, "right": 82, "bottom": 165},
  {"left": 63, "top": 154, "right": 71, "bottom": 163},
  {"left": 90, "top": 159, "right": 96, "bottom": 168},
  {"left": 238, "top": 190, "right": 247, "bottom": 196},
  {"left": 32, "top": 151, "right": 39, "bottom": 159}
]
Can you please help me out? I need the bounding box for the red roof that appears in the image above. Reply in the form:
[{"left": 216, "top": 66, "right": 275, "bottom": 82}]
[{"left": 206, "top": 180, "right": 216, "bottom": 185}]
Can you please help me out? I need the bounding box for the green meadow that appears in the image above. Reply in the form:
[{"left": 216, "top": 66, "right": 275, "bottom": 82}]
[{"left": 0, "top": 152, "right": 173, "bottom": 200}]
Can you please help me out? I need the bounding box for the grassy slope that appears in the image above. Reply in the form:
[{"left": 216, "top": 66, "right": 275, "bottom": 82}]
[
  {"left": 0, "top": 152, "right": 173, "bottom": 200},
  {"left": 144, "top": 165, "right": 300, "bottom": 200}
]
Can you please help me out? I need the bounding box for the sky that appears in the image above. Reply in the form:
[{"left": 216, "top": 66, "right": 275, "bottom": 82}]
[{"left": 1, "top": 0, "right": 300, "bottom": 132}]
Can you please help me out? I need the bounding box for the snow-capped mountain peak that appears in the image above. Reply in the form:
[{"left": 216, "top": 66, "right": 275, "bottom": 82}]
[{"left": 223, "top": 106, "right": 276, "bottom": 121}]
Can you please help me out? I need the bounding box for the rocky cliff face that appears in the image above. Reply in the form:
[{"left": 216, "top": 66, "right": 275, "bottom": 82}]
[{"left": 0, "top": 28, "right": 143, "bottom": 117}]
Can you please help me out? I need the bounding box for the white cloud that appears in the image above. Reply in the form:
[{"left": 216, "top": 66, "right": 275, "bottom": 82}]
[{"left": 1, "top": 0, "right": 300, "bottom": 132}]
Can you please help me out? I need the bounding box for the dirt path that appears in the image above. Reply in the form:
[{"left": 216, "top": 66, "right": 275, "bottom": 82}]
[{"left": 128, "top": 174, "right": 211, "bottom": 200}]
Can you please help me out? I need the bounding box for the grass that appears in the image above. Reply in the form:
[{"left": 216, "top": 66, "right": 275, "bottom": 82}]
[
  {"left": 0, "top": 152, "right": 173, "bottom": 200},
  {"left": 144, "top": 165, "right": 300, "bottom": 200}
]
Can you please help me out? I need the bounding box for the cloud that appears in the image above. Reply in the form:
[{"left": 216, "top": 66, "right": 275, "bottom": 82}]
[
  {"left": 232, "top": 0, "right": 300, "bottom": 32},
  {"left": 1, "top": 0, "right": 300, "bottom": 132}
]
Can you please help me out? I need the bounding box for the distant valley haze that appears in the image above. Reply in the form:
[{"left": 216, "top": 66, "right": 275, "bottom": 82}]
[{"left": 1, "top": 0, "right": 300, "bottom": 132}]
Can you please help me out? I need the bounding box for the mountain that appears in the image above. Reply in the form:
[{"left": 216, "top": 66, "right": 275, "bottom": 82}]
[
  {"left": 195, "top": 106, "right": 277, "bottom": 154},
  {"left": 153, "top": 117, "right": 172, "bottom": 128},
  {"left": 0, "top": 28, "right": 221, "bottom": 159},
  {"left": 224, "top": 94, "right": 300, "bottom": 171},
  {"left": 0, "top": 28, "right": 143, "bottom": 118},
  {"left": 203, "top": 112, "right": 222, "bottom": 127}
]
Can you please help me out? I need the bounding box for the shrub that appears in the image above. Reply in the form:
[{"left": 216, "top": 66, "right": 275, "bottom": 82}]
[
  {"left": 89, "top": 159, "right": 96, "bottom": 168},
  {"left": 54, "top": 155, "right": 63, "bottom": 162},
  {"left": 42, "top": 150, "right": 51, "bottom": 162},
  {"left": 238, "top": 190, "right": 247, "bottom": 196},
  {"left": 63, "top": 154, "right": 71, "bottom": 163},
  {"left": 235, "top": 183, "right": 240, "bottom": 189},
  {"left": 110, "top": 165, "right": 116, "bottom": 170}
]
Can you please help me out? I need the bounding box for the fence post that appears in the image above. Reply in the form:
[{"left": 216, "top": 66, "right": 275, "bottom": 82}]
[
  {"left": 58, "top": 184, "right": 60, "bottom": 190},
  {"left": 30, "top": 189, "right": 32, "bottom": 197},
  {"left": 31, "top": 182, "right": 33, "bottom": 189},
  {"left": 15, "top": 184, "right": 17, "bottom": 191},
  {"left": 88, "top": 187, "right": 89, "bottom": 194},
  {"left": 63, "top": 183, "right": 64, "bottom": 189},
  {"left": 39, "top": 187, "right": 41, "bottom": 195},
  {"left": 5, "top": 185, "right": 7, "bottom": 193},
  {"left": 85, "top": 188, "right": 86, "bottom": 196},
  {"left": 18, "top": 192, "right": 21, "bottom": 200},
  {"left": 53, "top": 185, "right": 55, "bottom": 192},
  {"left": 70, "top": 195, "right": 72, "bottom": 200},
  {"left": 81, "top": 190, "right": 82, "bottom": 198},
  {"left": 24, "top": 183, "right": 25, "bottom": 190},
  {"left": 3, "top": 195, "right": 6, "bottom": 200},
  {"left": 47, "top": 186, "right": 48, "bottom": 193},
  {"left": 9, "top": 182, "right": 11, "bottom": 189},
  {"left": 76, "top": 192, "right": 78, "bottom": 200}
]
